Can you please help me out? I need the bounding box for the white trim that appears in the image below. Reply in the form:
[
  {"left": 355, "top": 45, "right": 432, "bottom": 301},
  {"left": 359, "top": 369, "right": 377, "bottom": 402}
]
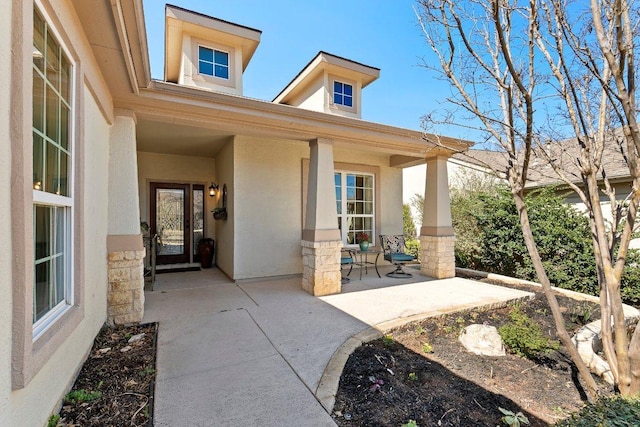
[{"left": 335, "top": 170, "right": 375, "bottom": 245}]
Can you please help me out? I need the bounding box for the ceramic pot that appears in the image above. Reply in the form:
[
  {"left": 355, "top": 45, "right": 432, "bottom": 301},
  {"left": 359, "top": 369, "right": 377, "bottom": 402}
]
[{"left": 359, "top": 241, "right": 369, "bottom": 251}]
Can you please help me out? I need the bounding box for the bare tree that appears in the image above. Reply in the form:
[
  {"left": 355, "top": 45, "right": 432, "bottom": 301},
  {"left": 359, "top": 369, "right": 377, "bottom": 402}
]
[{"left": 416, "top": 0, "right": 640, "bottom": 399}]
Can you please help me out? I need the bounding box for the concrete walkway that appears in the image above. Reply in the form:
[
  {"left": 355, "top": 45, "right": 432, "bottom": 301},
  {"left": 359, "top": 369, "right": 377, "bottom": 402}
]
[{"left": 143, "top": 267, "right": 533, "bottom": 426}]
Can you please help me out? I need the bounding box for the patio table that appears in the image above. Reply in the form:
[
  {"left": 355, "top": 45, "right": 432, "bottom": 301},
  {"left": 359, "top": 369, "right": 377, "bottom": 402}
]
[{"left": 351, "top": 247, "right": 382, "bottom": 279}]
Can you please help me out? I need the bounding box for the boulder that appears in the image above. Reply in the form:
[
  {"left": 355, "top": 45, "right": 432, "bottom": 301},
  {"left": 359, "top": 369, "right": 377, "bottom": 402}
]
[{"left": 459, "top": 324, "right": 506, "bottom": 356}]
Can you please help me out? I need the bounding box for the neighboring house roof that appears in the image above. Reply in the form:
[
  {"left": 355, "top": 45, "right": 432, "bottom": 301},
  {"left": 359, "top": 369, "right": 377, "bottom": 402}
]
[{"left": 452, "top": 131, "right": 632, "bottom": 189}]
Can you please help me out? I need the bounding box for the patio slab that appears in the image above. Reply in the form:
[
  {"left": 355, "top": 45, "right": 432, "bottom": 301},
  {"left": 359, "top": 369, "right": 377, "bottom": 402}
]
[{"left": 144, "top": 267, "right": 534, "bottom": 426}]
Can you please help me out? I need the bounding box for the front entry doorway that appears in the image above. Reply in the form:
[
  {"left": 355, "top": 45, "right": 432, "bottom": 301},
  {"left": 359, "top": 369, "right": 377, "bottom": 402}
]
[{"left": 150, "top": 182, "right": 205, "bottom": 265}]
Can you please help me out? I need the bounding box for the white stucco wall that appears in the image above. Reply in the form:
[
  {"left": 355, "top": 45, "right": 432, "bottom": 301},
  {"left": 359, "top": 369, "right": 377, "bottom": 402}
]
[{"left": 137, "top": 151, "right": 217, "bottom": 246}]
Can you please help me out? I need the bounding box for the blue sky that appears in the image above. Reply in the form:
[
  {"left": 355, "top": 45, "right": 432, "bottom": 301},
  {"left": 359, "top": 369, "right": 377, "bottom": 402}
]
[{"left": 142, "top": 0, "right": 468, "bottom": 139}]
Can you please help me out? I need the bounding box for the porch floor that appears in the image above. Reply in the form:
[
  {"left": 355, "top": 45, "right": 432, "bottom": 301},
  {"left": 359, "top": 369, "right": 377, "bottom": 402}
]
[{"left": 142, "top": 265, "right": 533, "bottom": 426}]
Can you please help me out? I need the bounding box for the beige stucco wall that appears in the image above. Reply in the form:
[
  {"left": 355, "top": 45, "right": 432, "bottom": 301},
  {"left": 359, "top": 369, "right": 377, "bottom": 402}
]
[
  {"left": 288, "top": 78, "right": 325, "bottom": 112},
  {"left": 0, "top": 1, "right": 14, "bottom": 421},
  {"left": 137, "top": 151, "right": 217, "bottom": 253},
  {"left": 179, "top": 33, "right": 243, "bottom": 95},
  {"left": 229, "top": 137, "right": 403, "bottom": 280},
  {"left": 1, "top": 1, "right": 114, "bottom": 425},
  {"left": 2, "top": 83, "right": 111, "bottom": 427},
  {"left": 215, "top": 140, "right": 235, "bottom": 277},
  {"left": 233, "top": 136, "right": 308, "bottom": 279}
]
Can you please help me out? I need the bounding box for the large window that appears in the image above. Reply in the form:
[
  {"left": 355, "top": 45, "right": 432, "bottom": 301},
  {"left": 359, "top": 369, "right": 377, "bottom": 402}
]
[
  {"left": 335, "top": 172, "right": 374, "bottom": 245},
  {"left": 198, "top": 46, "right": 229, "bottom": 79},
  {"left": 333, "top": 81, "right": 353, "bottom": 107},
  {"left": 32, "top": 7, "right": 73, "bottom": 336}
]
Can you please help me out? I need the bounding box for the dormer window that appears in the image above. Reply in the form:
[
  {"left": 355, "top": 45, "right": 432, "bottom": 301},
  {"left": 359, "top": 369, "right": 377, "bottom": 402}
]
[
  {"left": 333, "top": 81, "right": 353, "bottom": 107},
  {"left": 198, "top": 46, "right": 229, "bottom": 79}
]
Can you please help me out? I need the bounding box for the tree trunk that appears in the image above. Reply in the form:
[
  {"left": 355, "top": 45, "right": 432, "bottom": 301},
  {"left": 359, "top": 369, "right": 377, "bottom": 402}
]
[{"left": 512, "top": 190, "right": 598, "bottom": 401}]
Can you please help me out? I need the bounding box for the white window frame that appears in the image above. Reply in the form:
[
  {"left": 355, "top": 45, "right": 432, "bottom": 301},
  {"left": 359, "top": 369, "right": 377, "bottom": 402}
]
[
  {"left": 335, "top": 170, "right": 375, "bottom": 246},
  {"left": 197, "top": 45, "right": 230, "bottom": 80},
  {"left": 32, "top": 4, "right": 75, "bottom": 340},
  {"left": 333, "top": 80, "right": 354, "bottom": 108}
]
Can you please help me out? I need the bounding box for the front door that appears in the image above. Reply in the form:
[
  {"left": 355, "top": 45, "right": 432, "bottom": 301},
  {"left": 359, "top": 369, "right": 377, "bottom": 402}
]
[{"left": 151, "top": 183, "right": 191, "bottom": 264}]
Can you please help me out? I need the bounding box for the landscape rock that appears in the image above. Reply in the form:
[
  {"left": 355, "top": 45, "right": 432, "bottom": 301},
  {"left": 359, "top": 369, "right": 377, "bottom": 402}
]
[{"left": 459, "top": 324, "right": 506, "bottom": 356}]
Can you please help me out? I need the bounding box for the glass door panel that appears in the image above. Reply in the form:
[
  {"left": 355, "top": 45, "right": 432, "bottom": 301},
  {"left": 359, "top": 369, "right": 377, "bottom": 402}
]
[
  {"left": 151, "top": 183, "right": 190, "bottom": 264},
  {"left": 192, "top": 186, "right": 204, "bottom": 260}
]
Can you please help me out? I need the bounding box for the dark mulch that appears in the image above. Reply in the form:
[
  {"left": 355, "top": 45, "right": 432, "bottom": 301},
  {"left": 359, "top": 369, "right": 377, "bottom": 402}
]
[
  {"left": 56, "top": 322, "right": 157, "bottom": 427},
  {"left": 333, "top": 279, "right": 613, "bottom": 427}
]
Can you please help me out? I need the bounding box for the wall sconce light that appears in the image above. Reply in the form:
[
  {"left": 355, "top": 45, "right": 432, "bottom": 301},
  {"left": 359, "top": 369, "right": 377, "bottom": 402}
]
[{"left": 209, "top": 182, "right": 219, "bottom": 197}]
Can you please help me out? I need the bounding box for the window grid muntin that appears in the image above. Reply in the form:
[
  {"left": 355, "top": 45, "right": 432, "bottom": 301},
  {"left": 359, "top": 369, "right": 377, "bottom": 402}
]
[
  {"left": 32, "top": 5, "right": 74, "bottom": 336},
  {"left": 198, "top": 45, "right": 230, "bottom": 79},
  {"left": 336, "top": 171, "right": 374, "bottom": 245},
  {"left": 33, "top": 8, "right": 71, "bottom": 196},
  {"left": 333, "top": 81, "right": 353, "bottom": 108}
]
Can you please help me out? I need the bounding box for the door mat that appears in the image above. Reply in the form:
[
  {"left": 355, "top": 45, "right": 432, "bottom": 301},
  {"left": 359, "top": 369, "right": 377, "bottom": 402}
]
[{"left": 155, "top": 267, "right": 201, "bottom": 274}]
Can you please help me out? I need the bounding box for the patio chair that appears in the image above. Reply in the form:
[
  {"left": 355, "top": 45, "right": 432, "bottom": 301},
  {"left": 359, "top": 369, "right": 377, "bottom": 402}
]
[
  {"left": 341, "top": 249, "right": 354, "bottom": 284},
  {"left": 379, "top": 234, "right": 417, "bottom": 278}
]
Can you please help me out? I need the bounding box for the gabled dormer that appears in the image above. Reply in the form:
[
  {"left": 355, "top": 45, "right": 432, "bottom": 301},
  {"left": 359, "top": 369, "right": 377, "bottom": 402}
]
[
  {"left": 273, "top": 52, "right": 380, "bottom": 119},
  {"left": 164, "top": 4, "right": 261, "bottom": 95}
]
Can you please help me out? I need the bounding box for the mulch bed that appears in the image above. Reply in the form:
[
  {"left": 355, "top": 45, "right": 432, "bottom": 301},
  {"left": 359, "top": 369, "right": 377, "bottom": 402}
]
[
  {"left": 55, "top": 322, "right": 157, "bottom": 427},
  {"left": 333, "top": 279, "right": 613, "bottom": 426}
]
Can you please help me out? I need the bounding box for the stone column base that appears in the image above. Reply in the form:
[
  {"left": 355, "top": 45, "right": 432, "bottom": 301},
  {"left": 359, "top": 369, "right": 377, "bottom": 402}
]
[
  {"left": 107, "top": 249, "right": 145, "bottom": 325},
  {"left": 419, "top": 235, "right": 455, "bottom": 279},
  {"left": 301, "top": 240, "right": 342, "bottom": 296}
]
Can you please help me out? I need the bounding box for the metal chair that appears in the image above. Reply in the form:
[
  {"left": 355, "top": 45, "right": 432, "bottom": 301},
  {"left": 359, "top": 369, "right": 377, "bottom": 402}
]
[
  {"left": 341, "top": 249, "right": 354, "bottom": 284},
  {"left": 379, "top": 235, "right": 417, "bottom": 278}
]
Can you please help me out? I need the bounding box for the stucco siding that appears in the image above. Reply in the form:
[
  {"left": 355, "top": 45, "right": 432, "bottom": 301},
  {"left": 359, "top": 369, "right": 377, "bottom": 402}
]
[
  {"left": 290, "top": 78, "right": 325, "bottom": 112},
  {"left": 2, "top": 78, "right": 112, "bottom": 427},
  {"left": 215, "top": 140, "right": 235, "bottom": 277},
  {"left": 233, "top": 136, "right": 307, "bottom": 279},
  {"left": 0, "top": 1, "right": 14, "bottom": 421}
]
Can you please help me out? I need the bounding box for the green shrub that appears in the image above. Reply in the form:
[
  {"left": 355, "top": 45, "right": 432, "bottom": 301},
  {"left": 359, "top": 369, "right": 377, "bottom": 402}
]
[
  {"left": 498, "top": 305, "right": 559, "bottom": 358},
  {"left": 554, "top": 396, "right": 640, "bottom": 426},
  {"left": 64, "top": 389, "right": 102, "bottom": 404},
  {"left": 622, "top": 249, "right": 640, "bottom": 306},
  {"left": 405, "top": 239, "right": 420, "bottom": 258}
]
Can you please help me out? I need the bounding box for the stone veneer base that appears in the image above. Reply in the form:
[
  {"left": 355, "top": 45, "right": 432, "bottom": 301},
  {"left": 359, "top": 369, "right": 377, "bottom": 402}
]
[
  {"left": 301, "top": 240, "right": 342, "bottom": 296},
  {"left": 419, "top": 235, "right": 455, "bottom": 279},
  {"left": 107, "top": 249, "right": 145, "bottom": 325}
]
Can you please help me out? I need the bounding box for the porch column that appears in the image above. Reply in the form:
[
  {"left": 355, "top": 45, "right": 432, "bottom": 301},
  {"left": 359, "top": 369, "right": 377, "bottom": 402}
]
[
  {"left": 302, "top": 138, "right": 342, "bottom": 296},
  {"left": 420, "top": 156, "right": 456, "bottom": 278},
  {"left": 106, "top": 110, "right": 144, "bottom": 325}
]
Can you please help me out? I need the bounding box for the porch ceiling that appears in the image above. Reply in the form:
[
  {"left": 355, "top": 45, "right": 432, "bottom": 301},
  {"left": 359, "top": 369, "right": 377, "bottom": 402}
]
[{"left": 136, "top": 119, "right": 232, "bottom": 158}]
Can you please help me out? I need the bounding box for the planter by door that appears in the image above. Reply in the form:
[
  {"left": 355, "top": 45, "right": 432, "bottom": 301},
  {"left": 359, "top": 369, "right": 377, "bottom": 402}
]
[{"left": 198, "top": 238, "right": 215, "bottom": 268}]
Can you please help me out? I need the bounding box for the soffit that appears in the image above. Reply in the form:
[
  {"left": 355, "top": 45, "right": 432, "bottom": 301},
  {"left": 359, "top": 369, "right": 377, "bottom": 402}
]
[
  {"left": 137, "top": 119, "right": 231, "bottom": 158},
  {"left": 120, "top": 80, "right": 472, "bottom": 162},
  {"left": 72, "top": 0, "right": 150, "bottom": 97}
]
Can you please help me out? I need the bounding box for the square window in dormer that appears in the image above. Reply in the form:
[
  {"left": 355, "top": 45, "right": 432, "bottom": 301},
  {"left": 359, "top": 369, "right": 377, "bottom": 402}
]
[
  {"left": 198, "top": 46, "right": 229, "bottom": 79},
  {"left": 333, "top": 81, "right": 353, "bottom": 107}
]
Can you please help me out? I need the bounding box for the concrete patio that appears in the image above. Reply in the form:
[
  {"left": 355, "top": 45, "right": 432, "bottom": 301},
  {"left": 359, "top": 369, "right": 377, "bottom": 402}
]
[{"left": 142, "top": 265, "right": 534, "bottom": 426}]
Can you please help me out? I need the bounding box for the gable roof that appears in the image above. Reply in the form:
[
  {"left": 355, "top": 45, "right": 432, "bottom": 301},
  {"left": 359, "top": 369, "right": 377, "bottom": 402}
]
[
  {"left": 273, "top": 51, "right": 380, "bottom": 104},
  {"left": 164, "top": 4, "right": 262, "bottom": 82}
]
